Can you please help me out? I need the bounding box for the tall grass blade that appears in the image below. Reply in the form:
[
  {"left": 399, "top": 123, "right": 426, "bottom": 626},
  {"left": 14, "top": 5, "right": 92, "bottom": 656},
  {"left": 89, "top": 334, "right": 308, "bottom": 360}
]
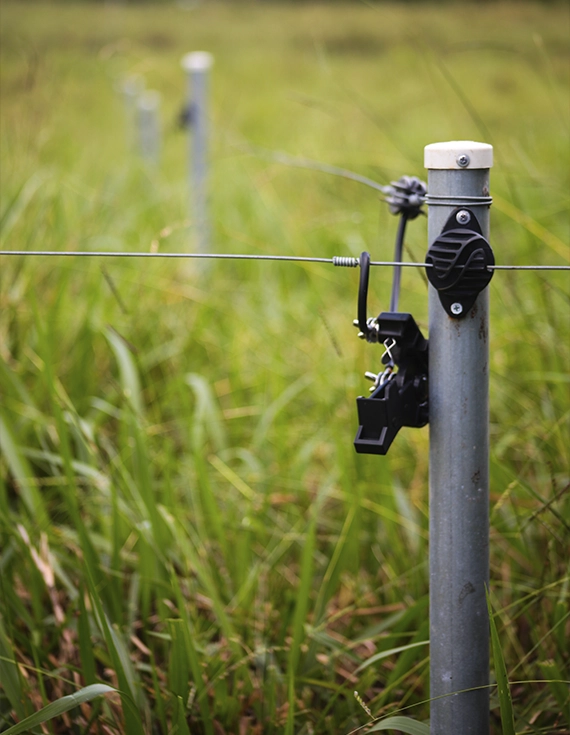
[
  {"left": 168, "top": 618, "right": 191, "bottom": 702},
  {"left": 538, "top": 660, "right": 570, "bottom": 725},
  {"left": 312, "top": 504, "right": 355, "bottom": 625},
  {"left": 285, "top": 509, "right": 316, "bottom": 735},
  {"left": 186, "top": 373, "right": 227, "bottom": 453},
  {"left": 383, "top": 618, "right": 429, "bottom": 694},
  {"left": 253, "top": 374, "right": 312, "bottom": 449},
  {"left": 105, "top": 327, "right": 144, "bottom": 415},
  {"left": 150, "top": 653, "right": 168, "bottom": 735},
  {"left": 31, "top": 302, "right": 108, "bottom": 601},
  {"left": 168, "top": 594, "right": 214, "bottom": 735},
  {"left": 289, "top": 514, "right": 317, "bottom": 675},
  {"left": 0, "top": 412, "right": 48, "bottom": 527},
  {"left": 175, "top": 694, "right": 192, "bottom": 735},
  {"left": 84, "top": 565, "right": 146, "bottom": 735},
  {"left": 356, "top": 640, "right": 429, "bottom": 674},
  {"left": 492, "top": 193, "right": 570, "bottom": 261},
  {"left": 486, "top": 589, "right": 516, "bottom": 735},
  {"left": 0, "top": 171, "right": 45, "bottom": 240},
  {"left": 161, "top": 512, "right": 237, "bottom": 649},
  {"left": 554, "top": 570, "right": 569, "bottom": 655},
  {"left": 367, "top": 715, "right": 430, "bottom": 734},
  {"left": 0, "top": 615, "right": 26, "bottom": 720},
  {"left": 0, "top": 357, "right": 35, "bottom": 417},
  {"left": 209, "top": 454, "right": 257, "bottom": 502},
  {"left": 2, "top": 684, "right": 117, "bottom": 735},
  {"left": 128, "top": 411, "right": 170, "bottom": 551},
  {"left": 193, "top": 450, "right": 228, "bottom": 560},
  {"left": 77, "top": 586, "right": 97, "bottom": 686}
]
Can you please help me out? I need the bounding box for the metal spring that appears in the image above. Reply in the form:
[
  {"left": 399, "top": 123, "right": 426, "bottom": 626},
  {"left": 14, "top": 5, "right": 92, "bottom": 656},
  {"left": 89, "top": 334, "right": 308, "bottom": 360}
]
[{"left": 333, "top": 256, "right": 359, "bottom": 267}]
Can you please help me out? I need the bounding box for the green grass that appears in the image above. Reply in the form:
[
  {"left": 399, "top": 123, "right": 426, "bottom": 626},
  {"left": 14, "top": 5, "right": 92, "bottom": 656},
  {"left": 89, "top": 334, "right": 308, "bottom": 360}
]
[{"left": 0, "top": 1, "right": 569, "bottom": 733}]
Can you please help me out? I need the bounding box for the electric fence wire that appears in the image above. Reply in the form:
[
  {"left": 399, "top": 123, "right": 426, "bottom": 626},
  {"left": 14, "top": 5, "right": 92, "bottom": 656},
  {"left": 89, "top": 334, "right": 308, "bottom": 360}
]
[{"left": 0, "top": 250, "right": 568, "bottom": 270}]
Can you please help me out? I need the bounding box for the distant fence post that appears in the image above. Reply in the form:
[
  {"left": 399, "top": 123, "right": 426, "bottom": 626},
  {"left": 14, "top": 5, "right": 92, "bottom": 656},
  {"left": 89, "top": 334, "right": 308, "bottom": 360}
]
[
  {"left": 181, "top": 51, "right": 214, "bottom": 253},
  {"left": 121, "top": 75, "right": 145, "bottom": 152},
  {"left": 425, "top": 141, "right": 493, "bottom": 735},
  {"left": 137, "top": 90, "right": 161, "bottom": 167}
]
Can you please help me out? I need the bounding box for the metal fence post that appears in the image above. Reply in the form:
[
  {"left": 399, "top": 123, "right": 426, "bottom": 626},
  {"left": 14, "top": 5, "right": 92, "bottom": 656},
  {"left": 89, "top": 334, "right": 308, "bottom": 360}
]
[
  {"left": 181, "top": 51, "right": 214, "bottom": 253},
  {"left": 137, "top": 90, "right": 161, "bottom": 167},
  {"left": 121, "top": 74, "right": 145, "bottom": 152},
  {"left": 425, "top": 141, "right": 493, "bottom": 735}
]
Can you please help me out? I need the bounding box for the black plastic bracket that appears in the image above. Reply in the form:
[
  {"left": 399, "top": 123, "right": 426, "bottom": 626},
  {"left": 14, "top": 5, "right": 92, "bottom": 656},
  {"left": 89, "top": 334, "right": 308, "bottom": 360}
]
[
  {"left": 425, "top": 208, "right": 494, "bottom": 318},
  {"left": 354, "top": 313, "right": 428, "bottom": 455}
]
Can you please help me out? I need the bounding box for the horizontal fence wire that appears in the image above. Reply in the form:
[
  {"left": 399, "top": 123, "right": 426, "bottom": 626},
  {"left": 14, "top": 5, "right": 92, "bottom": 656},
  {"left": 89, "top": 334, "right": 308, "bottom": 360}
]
[{"left": 0, "top": 250, "right": 569, "bottom": 270}]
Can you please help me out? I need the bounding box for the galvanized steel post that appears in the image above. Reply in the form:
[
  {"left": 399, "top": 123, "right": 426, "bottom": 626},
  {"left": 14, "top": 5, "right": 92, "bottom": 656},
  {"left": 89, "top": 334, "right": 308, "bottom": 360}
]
[
  {"left": 425, "top": 141, "right": 493, "bottom": 735},
  {"left": 181, "top": 51, "right": 214, "bottom": 253},
  {"left": 122, "top": 75, "right": 145, "bottom": 152},
  {"left": 137, "top": 90, "right": 161, "bottom": 167}
]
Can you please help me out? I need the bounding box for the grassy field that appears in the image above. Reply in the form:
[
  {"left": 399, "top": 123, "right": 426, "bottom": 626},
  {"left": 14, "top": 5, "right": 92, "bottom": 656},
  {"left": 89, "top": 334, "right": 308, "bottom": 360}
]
[{"left": 0, "top": 2, "right": 569, "bottom": 733}]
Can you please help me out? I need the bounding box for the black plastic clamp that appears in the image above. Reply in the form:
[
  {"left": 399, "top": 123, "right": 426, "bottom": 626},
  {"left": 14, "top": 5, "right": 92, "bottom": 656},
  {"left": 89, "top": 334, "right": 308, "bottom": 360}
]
[
  {"left": 354, "top": 313, "right": 428, "bottom": 455},
  {"left": 353, "top": 248, "right": 429, "bottom": 455}
]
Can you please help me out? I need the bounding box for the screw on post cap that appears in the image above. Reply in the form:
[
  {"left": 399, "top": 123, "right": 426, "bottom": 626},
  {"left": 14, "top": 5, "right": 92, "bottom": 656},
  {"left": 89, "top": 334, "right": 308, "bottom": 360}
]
[
  {"left": 181, "top": 52, "right": 214, "bottom": 71},
  {"left": 424, "top": 141, "right": 493, "bottom": 170}
]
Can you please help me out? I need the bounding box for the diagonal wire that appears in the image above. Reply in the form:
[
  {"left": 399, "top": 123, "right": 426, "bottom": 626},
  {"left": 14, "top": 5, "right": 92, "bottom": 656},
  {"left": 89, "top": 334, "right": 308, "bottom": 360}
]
[{"left": 234, "top": 141, "right": 392, "bottom": 196}]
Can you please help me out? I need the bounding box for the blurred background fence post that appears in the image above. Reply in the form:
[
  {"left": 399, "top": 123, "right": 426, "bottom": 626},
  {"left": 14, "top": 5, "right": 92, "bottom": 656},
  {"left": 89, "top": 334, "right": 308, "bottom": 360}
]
[
  {"left": 121, "top": 74, "right": 145, "bottom": 153},
  {"left": 426, "top": 141, "right": 493, "bottom": 735},
  {"left": 137, "top": 90, "right": 161, "bottom": 168},
  {"left": 181, "top": 51, "right": 214, "bottom": 254}
]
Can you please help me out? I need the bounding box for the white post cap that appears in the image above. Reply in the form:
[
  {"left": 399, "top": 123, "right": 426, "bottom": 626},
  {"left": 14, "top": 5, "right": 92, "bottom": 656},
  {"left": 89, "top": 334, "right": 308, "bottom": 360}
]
[
  {"left": 424, "top": 141, "right": 493, "bottom": 170},
  {"left": 181, "top": 51, "right": 214, "bottom": 72}
]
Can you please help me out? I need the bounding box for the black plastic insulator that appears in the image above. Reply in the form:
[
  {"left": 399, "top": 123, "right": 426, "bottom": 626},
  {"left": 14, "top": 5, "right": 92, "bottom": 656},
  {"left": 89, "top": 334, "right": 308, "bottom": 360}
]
[{"left": 426, "top": 208, "right": 494, "bottom": 318}]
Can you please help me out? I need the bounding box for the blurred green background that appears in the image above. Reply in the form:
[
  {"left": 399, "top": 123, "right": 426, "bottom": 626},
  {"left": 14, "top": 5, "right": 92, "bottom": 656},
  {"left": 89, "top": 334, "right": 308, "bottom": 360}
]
[{"left": 0, "top": 2, "right": 568, "bottom": 734}]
